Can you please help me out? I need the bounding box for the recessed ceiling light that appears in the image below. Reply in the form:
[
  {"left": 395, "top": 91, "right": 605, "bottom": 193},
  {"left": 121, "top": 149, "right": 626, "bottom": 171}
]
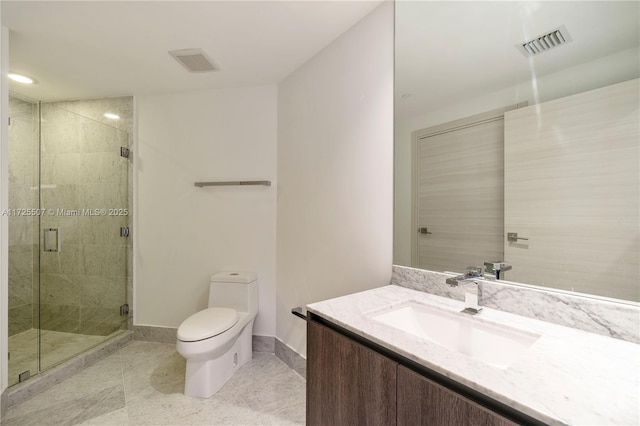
[
  {"left": 104, "top": 113, "right": 120, "bottom": 120},
  {"left": 9, "top": 73, "right": 36, "bottom": 84}
]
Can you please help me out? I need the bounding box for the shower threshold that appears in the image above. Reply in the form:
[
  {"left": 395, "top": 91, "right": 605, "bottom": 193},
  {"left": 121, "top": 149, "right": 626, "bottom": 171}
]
[{"left": 6, "top": 330, "right": 133, "bottom": 408}]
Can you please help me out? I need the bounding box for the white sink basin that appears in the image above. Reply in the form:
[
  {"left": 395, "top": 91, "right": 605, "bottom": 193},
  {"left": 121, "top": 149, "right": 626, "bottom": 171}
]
[{"left": 369, "top": 302, "right": 540, "bottom": 369}]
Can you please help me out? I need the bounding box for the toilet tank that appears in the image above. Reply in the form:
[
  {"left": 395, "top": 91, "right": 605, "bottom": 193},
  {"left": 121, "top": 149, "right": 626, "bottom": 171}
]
[{"left": 208, "top": 272, "right": 258, "bottom": 315}]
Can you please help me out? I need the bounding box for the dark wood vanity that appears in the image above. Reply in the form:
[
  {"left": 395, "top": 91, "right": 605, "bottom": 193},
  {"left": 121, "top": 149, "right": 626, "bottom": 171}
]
[{"left": 306, "top": 313, "right": 544, "bottom": 426}]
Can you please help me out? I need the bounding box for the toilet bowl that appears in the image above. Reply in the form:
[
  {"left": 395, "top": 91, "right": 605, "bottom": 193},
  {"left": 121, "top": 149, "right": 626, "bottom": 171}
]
[{"left": 176, "top": 271, "right": 258, "bottom": 398}]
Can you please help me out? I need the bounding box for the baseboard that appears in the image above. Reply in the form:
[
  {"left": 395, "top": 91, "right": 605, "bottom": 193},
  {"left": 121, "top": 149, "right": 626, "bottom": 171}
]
[
  {"left": 133, "top": 326, "right": 304, "bottom": 378},
  {"left": 133, "top": 326, "right": 276, "bottom": 355},
  {"left": 133, "top": 325, "right": 177, "bottom": 343},
  {"left": 1, "top": 386, "right": 8, "bottom": 421},
  {"left": 275, "top": 338, "right": 306, "bottom": 379},
  {"left": 252, "top": 335, "right": 275, "bottom": 353}
]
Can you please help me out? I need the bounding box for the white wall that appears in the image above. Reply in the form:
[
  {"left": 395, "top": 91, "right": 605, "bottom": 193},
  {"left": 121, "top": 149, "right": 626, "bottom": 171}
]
[
  {"left": 276, "top": 2, "right": 394, "bottom": 357},
  {"left": 135, "top": 85, "right": 277, "bottom": 337},
  {"left": 394, "top": 47, "right": 640, "bottom": 266}
]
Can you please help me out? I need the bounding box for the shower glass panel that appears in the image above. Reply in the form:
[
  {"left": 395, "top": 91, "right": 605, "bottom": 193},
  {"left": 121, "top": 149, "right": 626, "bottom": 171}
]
[
  {"left": 39, "top": 103, "right": 129, "bottom": 371},
  {"left": 7, "top": 96, "right": 130, "bottom": 386},
  {"left": 7, "top": 97, "right": 39, "bottom": 386}
]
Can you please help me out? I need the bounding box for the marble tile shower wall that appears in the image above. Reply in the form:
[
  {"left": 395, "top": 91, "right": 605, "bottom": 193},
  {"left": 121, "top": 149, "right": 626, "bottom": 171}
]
[
  {"left": 7, "top": 96, "right": 133, "bottom": 340},
  {"left": 37, "top": 98, "right": 132, "bottom": 337},
  {"left": 8, "top": 97, "right": 38, "bottom": 336},
  {"left": 53, "top": 97, "right": 134, "bottom": 330}
]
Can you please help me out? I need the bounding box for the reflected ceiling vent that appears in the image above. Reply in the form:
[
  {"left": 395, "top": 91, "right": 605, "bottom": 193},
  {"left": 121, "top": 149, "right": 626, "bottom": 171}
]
[
  {"left": 169, "top": 49, "right": 219, "bottom": 73},
  {"left": 517, "top": 26, "right": 572, "bottom": 57}
]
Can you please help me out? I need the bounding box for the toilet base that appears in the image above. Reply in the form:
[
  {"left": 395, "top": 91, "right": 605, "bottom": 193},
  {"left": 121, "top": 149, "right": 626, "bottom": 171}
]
[{"left": 183, "top": 320, "right": 254, "bottom": 398}]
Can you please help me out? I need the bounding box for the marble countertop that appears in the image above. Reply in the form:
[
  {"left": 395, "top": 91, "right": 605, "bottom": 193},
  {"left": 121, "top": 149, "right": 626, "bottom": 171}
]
[{"left": 307, "top": 285, "right": 640, "bottom": 425}]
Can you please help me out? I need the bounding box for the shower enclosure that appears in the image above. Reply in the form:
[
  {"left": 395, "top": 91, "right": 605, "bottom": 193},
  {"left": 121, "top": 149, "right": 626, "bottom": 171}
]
[{"left": 7, "top": 95, "right": 132, "bottom": 386}]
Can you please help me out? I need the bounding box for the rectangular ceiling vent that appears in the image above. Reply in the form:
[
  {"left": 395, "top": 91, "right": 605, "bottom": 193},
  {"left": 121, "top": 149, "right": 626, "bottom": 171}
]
[
  {"left": 169, "top": 49, "right": 219, "bottom": 73},
  {"left": 517, "top": 26, "right": 572, "bottom": 57}
]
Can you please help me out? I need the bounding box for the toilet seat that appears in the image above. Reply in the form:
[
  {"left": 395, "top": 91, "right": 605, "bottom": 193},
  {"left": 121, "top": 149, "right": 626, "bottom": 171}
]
[{"left": 177, "top": 307, "right": 239, "bottom": 342}]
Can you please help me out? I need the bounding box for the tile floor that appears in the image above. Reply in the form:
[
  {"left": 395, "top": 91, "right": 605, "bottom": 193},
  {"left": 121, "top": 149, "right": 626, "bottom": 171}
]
[
  {"left": 3, "top": 341, "right": 306, "bottom": 426},
  {"left": 8, "top": 329, "right": 123, "bottom": 387}
]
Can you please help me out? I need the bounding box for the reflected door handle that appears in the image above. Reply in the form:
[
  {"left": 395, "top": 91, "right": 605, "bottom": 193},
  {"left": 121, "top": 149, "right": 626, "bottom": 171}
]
[
  {"left": 419, "top": 227, "right": 432, "bottom": 235},
  {"left": 507, "top": 232, "right": 528, "bottom": 242}
]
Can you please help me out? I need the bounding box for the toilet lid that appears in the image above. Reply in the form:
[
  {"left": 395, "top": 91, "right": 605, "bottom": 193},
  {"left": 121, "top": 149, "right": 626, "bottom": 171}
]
[{"left": 177, "top": 307, "right": 239, "bottom": 342}]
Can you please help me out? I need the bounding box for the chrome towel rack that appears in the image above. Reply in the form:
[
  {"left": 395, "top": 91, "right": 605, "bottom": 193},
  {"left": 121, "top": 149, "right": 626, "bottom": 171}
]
[{"left": 194, "top": 180, "right": 271, "bottom": 187}]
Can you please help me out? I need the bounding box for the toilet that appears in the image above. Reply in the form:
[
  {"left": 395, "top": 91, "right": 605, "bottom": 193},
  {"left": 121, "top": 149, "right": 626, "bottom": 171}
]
[{"left": 176, "top": 271, "right": 258, "bottom": 398}]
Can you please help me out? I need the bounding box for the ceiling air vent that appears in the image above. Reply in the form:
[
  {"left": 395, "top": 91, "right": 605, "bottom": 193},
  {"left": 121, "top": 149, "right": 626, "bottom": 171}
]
[
  {"left": 517, "top": 26, "right": 572, "bottom": 57},
  {"left": 169, "top": 49, "right": 219, "bottom": 73}
]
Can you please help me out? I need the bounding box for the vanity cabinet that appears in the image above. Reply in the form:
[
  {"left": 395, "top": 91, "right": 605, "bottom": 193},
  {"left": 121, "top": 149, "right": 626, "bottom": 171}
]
[
  {"left": 307, "top": 317, "right": 398, "bottom": 425},
  {"left": 397, "top": 365, "right": 517, "bottom": 426},
  {"left": 308, "top": 314, "right": 525, "bottom": 426}
]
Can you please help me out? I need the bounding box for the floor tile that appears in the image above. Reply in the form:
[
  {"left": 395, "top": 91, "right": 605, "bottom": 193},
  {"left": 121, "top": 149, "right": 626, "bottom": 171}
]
[
  {"left": 236, "top": 359, "right": 306, "bottom": 413},
  {"left": 3, "top": 354, "right": 126, "bottom": 425},
  {"left": 5, "top": 340, "right": 306, "bottom": 425},
  {"left": 8, "top": 329, "right": 121, "bottom": 386},
  {"left": 257, "top": 401, "right": 306, "bottom": 426}
]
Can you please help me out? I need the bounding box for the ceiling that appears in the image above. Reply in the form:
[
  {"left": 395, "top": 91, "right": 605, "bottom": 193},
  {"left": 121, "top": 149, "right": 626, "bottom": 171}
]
[
  {"left": 2, "top": 0, "right": 382, "bottom": 102},
  {"left": 395, "top": 1, "right": 640, "bottom": 117}
]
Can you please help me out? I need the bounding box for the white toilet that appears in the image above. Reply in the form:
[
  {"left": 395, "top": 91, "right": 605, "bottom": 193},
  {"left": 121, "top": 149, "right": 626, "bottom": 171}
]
[{"left": 176, "top": 271, "right": 258, "bottom": 398}]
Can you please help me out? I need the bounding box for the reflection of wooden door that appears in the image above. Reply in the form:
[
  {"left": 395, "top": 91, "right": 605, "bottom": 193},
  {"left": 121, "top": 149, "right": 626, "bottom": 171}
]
[
  {"left": 415, "top": 116, "right": 504, "bottom": 273},
  {"left": 504, "top": 79, "right": 639, "bottom": 301}
]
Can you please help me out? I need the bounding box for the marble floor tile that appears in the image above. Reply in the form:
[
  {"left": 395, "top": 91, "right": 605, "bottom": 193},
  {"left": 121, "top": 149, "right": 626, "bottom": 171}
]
[
  {"left": 125, "top": 390, "right": 260, "bottom": 426},
  {"left": 121, "top": 345, "right": 186, "bottom": 404},
  {"left": 257, "top": 402, "right": 306, "bottom": 426},
  {"left": 8, "top": 328, "right": 120, "bottom": 386},
  {"left": 7, "top": 329, "right": 38, "bottom": 385},
  {"left": 3, "top": 353, "right": 126, "bottom": 426},
  {"left": 76, "top": 407, "right": 129, "bottom": 426},
  {"left": 4, "top": 341, "right": 306, "bottom": 426},
  {"left": 217, "top": 352, "right": 293, "bottom": 396},
  {"left": 227, "top": 353, "right": 307, "bottom": 414}
]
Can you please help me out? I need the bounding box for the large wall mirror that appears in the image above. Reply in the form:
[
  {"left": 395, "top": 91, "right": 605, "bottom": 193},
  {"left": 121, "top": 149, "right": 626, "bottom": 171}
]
[{"left": 394, "top": 1, "right": 639, "bottom": 303}]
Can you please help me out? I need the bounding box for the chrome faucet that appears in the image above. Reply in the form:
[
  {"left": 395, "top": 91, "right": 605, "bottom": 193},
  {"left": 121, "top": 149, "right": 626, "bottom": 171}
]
[
  {"left": 483, "top": 261, "right": 512, "bottom": 280},
  {"left": 445, "top": 266, "right": 483, "bottom": 314}
]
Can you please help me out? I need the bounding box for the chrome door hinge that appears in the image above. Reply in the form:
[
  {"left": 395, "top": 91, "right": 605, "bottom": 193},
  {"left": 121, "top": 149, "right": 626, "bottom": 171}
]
[
  {"left": 120, "top": 227, "right": 130, "bottom": 237},
  {"left": 120, "top": 147, "right": 130, "bottom": 158}
]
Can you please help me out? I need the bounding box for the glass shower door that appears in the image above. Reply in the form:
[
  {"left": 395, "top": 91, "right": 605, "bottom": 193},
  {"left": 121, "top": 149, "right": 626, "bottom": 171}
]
[
  {"left": 38, "top": 103, "right": 129, "bottom": 371},
  {"left": 7, "top": 96, "right": 39, "bottom": 386}
]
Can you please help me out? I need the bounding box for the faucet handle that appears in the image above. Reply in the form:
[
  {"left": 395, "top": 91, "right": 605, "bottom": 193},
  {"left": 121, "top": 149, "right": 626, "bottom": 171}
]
[
  {"left": 465, "top": 266, "right": 482, "bottom": 277},
  {"left": 499, "top": 262, "right": 512, "bottom": 272}
]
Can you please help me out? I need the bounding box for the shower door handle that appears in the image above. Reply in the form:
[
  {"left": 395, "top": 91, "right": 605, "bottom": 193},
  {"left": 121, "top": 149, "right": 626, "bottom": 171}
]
[{"left": 44, "top": 228, "right": 61, "bottom": 252}]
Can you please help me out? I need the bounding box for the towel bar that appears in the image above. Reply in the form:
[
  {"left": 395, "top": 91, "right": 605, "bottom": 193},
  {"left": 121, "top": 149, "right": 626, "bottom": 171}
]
[
  {"left": 194, "top": 180, "right": 271, "bottom": 187},
  {"left": 291, "top": 307, "right": 307, "bottom": 321}
]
